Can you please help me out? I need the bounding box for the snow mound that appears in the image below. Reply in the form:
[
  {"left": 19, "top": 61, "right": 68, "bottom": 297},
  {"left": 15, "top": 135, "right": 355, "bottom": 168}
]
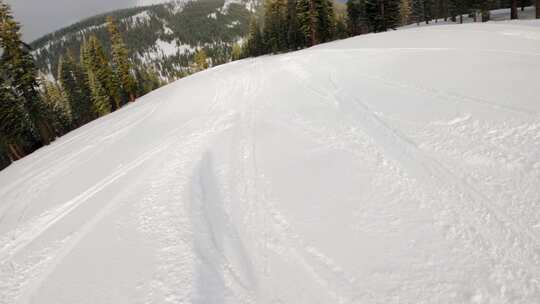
[{"left": 1, "top": 20, "right": 540, "bottom": 303}]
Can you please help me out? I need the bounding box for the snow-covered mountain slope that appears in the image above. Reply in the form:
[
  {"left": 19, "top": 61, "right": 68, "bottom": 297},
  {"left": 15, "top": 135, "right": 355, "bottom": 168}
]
[
  {"left": 1, "top": 20, "right": 540, "bottom": 303},
  {"left": 31, "top": 0, "right": 257, "bottom": 81}
]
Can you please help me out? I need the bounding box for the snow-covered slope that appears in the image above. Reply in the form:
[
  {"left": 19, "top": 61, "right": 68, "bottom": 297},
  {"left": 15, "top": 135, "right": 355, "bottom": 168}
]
[{"left": 1, "top": 21, "right": 540, "bottom": 303}]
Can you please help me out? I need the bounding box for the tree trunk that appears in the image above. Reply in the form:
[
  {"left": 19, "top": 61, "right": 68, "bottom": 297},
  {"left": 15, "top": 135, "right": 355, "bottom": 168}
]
[
  {"left": 482, "top": 10, "right": 490, "bottom": 22},
  {"left": 8, "top": 144, "right": 24, "bottom": 161},
  {"left": 511, "top": 0, "right": 518, "bottom": 19},
  {"left": 380, "top": 0, "right": 387, "bottom": 31},
  {"left": 459, "top": 14, "right": 463, "bottom": 23},
  {"left": 537, "top": 0, "right": 540, "bottom": 18},
  {"left": 309, "top": 0, "right": 318, "bottom": 45},
  {"left": 37, "top": 120, "right": 53, "bottom": 145}
]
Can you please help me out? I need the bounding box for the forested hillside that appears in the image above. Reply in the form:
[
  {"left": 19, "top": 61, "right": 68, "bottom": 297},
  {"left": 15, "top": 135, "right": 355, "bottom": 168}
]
[{"left": 31, "top": 0, "right": 256, "bottom": 82}]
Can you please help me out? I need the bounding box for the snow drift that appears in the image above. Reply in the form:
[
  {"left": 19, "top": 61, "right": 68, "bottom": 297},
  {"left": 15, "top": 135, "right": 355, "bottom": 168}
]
[{"left": 1, "top": 21, "right": 540, "bottom": 303}]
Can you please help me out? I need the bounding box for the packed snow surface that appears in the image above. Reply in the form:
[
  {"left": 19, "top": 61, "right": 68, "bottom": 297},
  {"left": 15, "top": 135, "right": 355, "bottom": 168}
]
[{"left": 1, "top": 21, "right": 540, "bottom": 303}]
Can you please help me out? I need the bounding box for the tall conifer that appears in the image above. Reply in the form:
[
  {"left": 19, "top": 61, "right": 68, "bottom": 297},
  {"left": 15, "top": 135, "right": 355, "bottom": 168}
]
[
  {"left": 0, "top": 1, "right": 54, "bottom": 145},
  {"left": 58, "top": 53, "right": 94, "bottom": 126},
  {"left": 106, "top": 16, "right": 137, "bottom": 103}
]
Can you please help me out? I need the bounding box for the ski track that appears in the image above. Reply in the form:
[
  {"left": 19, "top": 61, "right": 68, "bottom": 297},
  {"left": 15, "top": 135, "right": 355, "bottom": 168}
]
[
  {"left": 285, "top": 58, "right": 540, "bottom": 298},
  {"left": 0, "top": 101, "right": 161, "bottom": 225}
]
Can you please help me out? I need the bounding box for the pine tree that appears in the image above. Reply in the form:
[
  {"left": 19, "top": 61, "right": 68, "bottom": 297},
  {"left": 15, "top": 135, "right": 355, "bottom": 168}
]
[
  {"left": 347, "top": 0, "right": 366, "bottom": 35},
  {"left": 40, "top": 79, "right": 72, "bottom": 132},
  {"left": 0, "top": 70, "right": 35, "bottom": 160},
  {"left": 264, "top": 0, "right": 289, "bottom": 52},
  {"left": 423, "top": 0, "right": 434, "bottom": 23},
  {"left": 297, "top": 0, "right": 335, "bottom": 46},
  {"left": 536, "top": 0, "right": 540, "bottom": 18},
  {"left": 0, "top": 1, "right": 54, "bottom": 145},
  {"left": 134, "top": 66, "right": 162, "bottom": 96},
  {"left": 411, "top": 0, "right": 434, "bottom": 24},
  {"left": 81, "top": 35, "right": 120, "bottom": 111},
  {"left": 58, "top": 53, "right": 94, "bottom": 126},
  {"left": 318, "top": 0, "right": 336, "bottom": 42},
  {"left": 286, "top": 0, "right": 303, "bottom": 50},
  {"left": 87, "top": 70, "right": 111, "bottom": 116},
  {"left": 297, "top": 0, "right": 320, "bottom": 45},
  {"left": 244, "top": 18, "right": 265, "bottom": 57},
  {"left": 194, "top": 49, "right": 209, "bottom": 72},
  {"left": 231, "top": 42, "right": 243, "bottom": 60},
  {"left": 335, "top": 12, "right": 349, "bottom": 39},
  {"left": 411, "top": 0, "right": 424, "bottom": 24},
  {"left": 449, "top": 0, "right": 466, "bottom": 22},
  {"left": 400, "top": 0, "right": 412, "bottom": 25},
  {"left": 106, "top": 16, "right": 137, "bottom": 103},
  {"left": 365, "top": 0, "right": 399, "bottom": 31}
]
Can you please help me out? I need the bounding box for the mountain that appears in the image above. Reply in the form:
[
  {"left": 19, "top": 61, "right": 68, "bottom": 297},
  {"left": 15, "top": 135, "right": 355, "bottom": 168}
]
[
  {"left": 1, "top": 20, "right": 540, "bottom": 303},
  {"left": 31, "top": 0, "right": 257, "bottom": 82}
]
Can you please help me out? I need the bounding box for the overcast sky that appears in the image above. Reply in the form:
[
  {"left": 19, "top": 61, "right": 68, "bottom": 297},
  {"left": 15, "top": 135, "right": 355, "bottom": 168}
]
[{"left": 6, "top": 0, "right": 165, "bottom": 42}]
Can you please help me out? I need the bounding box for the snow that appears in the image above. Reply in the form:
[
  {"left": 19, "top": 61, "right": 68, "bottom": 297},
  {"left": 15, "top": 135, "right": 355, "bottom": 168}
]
[
  {"left": 127, "top": 11, "right": 152, "bottom": 27},
  {"left": 155, "top": 39, "right": 179, "bottom": 57},
  {"left": 227, "top": 20, "right": 241, "bottom": 28},
  {"left": 137, "top": 39, "right": 195, "bottom": 64},
  {"left": 162, "top": 24, "right": 174, "bottom": 35},
  {"left": 2, "top": 20, "right": 540, "bottom": 303},
  {"left": 166, "top": 0, "right": 193, "bottom": 14}
]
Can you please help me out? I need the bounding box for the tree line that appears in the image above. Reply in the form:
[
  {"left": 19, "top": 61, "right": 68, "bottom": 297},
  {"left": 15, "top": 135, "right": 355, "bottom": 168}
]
[
  {"left": 0, "top": 1, "right": 163, "bottom": 170},
  {"left": 238, "top": 0, "right": 539, "bottom": 57}
]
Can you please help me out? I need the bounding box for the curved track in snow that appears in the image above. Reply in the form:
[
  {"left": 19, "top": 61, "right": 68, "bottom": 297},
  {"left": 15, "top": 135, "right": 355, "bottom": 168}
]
[{"left": 1, "top": 21, "right": 540, "bottom": 303}]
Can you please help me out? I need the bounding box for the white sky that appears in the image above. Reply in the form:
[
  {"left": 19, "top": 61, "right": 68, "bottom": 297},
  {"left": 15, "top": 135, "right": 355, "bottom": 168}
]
[{"left": 6, "top": 0, "right": 171, "bottom": 42}]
